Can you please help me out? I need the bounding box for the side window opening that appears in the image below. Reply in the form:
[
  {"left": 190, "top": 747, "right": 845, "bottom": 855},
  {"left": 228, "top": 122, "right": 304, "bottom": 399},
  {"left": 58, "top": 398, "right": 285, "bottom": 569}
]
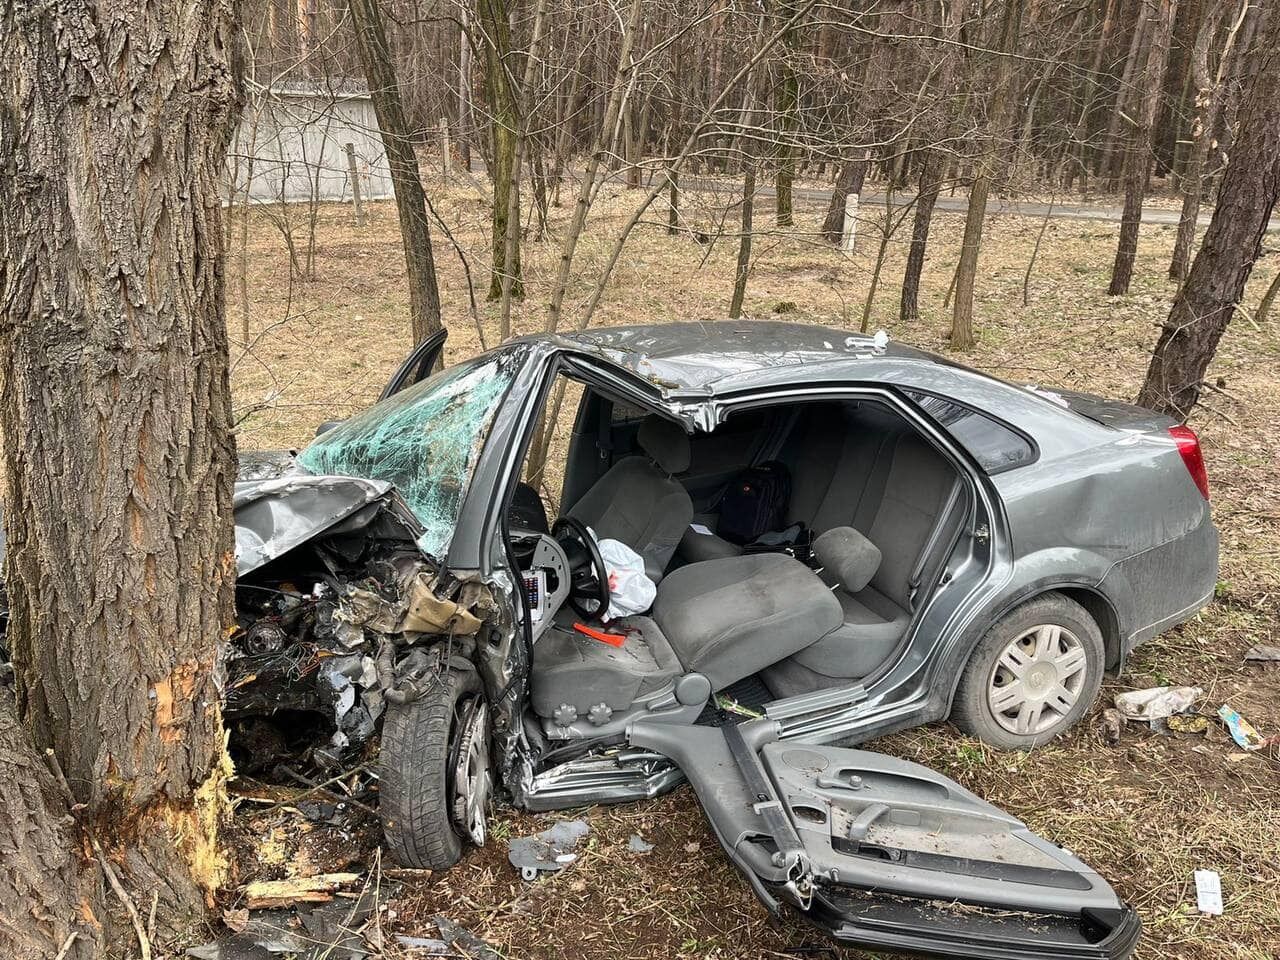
[{"left": 902, "top": 390, "right": 1035, "bottom": 473}]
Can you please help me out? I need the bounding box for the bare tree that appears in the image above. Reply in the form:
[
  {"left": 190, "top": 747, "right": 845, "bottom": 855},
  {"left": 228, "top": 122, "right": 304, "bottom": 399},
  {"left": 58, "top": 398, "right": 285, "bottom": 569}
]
[
  {"left": 900, "top": 0, "right": 966, "bottom": 322},
  {"left": 773, "top": 0, "right": 801, "bottom": 227},
  {"left": 0, "top": 0, "right": 244, "bottom": 954},
  {"left": 349, "top": 0, "right": 443, "bottom": 344},
  {"left": 1107, "top": 0, "right": 1178, "bottom": 297},
  {"left": 1138, "top": 8, "right": 1280, "bottom": 419},
  {"left": 1168, "top": 0, "right": 1246, "bottom": 282},
  {"left": 477, "top": 0, "right": 522, "bottom": 300},
  {"left": 951, "top": 0, "right": 1027, "bottom": 350}
]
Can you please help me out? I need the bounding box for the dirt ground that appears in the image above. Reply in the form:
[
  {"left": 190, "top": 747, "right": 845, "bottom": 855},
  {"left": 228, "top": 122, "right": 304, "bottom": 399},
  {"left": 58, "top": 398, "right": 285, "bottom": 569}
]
[{"left": 224, "top": 173, "right": 1280, "bottom": 960}]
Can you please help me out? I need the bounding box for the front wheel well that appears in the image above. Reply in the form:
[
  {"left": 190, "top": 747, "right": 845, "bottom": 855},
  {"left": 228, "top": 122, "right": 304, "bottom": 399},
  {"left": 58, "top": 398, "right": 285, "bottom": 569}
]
[{"left": 1051, "top": 587, "right": 1123, "bottom": 670}]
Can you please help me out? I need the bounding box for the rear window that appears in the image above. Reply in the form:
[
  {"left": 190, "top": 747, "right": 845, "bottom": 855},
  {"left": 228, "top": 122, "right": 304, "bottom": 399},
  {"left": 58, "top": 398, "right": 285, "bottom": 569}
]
[{"left": 903, "top": 390, "right": 1035, "bottom": 473}]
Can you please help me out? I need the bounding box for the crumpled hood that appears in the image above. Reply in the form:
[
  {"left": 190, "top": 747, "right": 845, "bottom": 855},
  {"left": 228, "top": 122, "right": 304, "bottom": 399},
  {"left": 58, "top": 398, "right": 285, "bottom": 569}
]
[{"left": 234, "top": 473, "right": 398, "bottom": 577}]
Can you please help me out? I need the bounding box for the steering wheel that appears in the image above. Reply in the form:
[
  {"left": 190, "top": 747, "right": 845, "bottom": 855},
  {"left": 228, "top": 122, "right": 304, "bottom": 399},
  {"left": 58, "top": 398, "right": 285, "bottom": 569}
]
[{"left": 551, "top": 516, "right": 611, "bottom": 620}]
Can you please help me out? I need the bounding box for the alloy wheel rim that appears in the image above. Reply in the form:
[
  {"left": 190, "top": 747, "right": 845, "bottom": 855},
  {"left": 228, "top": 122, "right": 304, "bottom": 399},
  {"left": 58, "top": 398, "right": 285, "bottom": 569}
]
[
  {"left": 986, "top": 623, "right": 1088, "bottom": 736},
  {"left": 451, "top": 698, "right": 490, "bottom": 845}
]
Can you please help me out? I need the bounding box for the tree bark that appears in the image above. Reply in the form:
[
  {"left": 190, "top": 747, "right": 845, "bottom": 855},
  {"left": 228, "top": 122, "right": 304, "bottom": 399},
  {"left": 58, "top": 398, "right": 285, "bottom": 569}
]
[
  {"left": 951, "top": 0, "right": 1027, "bottom": 350},
  {"left": 1108, "top": 0, "right": 1178, "bottom": 297},
  {"left": 478, "top": 0, "right": 522, "bottom": 301},
  {"left": 729, "top": 165, "right": 757, "bottom": 318},
  {"left": 348, "top": 0, "right": 444, "bottom": 342},
  {"left": 1137, "top": 8, "right": 1280, "bottom": 419},
  {"left": 1256, "top": 263, "right": 1280, "bottom": 326},
  {"left": 900, "top": 149, "right": 945, "bottom": 321},
  {"left": 498, "top": 0, "right": 551, "bottom": 339},
  {"left": 459, "top": 6, "right": 474, "bottom": 171},
  {"left": 773, "top": 0, "right": 800, "bottom": 228},
  {"left": 0, "top": 691, "right": 105, "bottom": 960},
  {"left": 0, "top": 0, "right": 244, "bottom": 950},
  {"left": 1169, "top": 0, "right": 1245, "bottom": 282},
  {"left": 899, "top": 0, "right": 965, "bottom": 322}
]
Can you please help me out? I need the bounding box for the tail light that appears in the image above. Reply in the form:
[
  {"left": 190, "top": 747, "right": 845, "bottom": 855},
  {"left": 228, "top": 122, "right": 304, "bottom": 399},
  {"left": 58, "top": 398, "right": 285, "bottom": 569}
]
[{"left": 1169, "top": 425, "right": 1210, "bottom": 500}]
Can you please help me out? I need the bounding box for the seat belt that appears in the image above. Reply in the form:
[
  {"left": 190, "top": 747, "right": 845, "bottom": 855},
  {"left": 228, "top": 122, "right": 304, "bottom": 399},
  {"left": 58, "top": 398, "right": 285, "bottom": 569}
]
[
  {"left": 907, "top": 476, "right": 964, "bottom": 610},
  {"left": 595, "top": 402, "right": 615, "bottom": 475}
]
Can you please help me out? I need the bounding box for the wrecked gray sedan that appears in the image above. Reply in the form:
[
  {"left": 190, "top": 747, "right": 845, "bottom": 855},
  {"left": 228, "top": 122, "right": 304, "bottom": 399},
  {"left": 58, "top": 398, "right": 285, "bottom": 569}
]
[{"left": 222, "top": 321, "right": 1220, "bottom": 959}]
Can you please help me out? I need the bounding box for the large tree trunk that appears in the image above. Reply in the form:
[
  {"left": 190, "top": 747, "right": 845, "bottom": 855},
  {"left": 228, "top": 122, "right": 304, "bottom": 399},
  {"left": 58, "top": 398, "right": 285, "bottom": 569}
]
[
  {"left": 951, "top": 0, "right": 1027, "bottom": 350},
  {"left": 1108, "top": 0, "right": 1177, "bottom": 297},
  {"left": 0, "top": 691, "right": 104, "bottom": 959},
  {"left": 1137, "top": 8, "right": 1280, "bottom": 419},
  {"left": 900, "top": 149, "right": 945, "bottom": 322},
  {"left": 478, "top": 0, "right": 523, "bottom": 301},
  {"left": 0, "top": 0, "right": 244, "bottom": 952},
  {"left": 349, "top": 0, "right": 444, "bottom": 343}
]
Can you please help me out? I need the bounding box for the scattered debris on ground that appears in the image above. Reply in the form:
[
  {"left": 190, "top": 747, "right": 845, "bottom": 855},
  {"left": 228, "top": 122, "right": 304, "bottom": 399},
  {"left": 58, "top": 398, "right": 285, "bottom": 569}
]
[
  {"left": 507, "top": 819, "right": 591, "bottom": 882},
  {"left": 1243, "top": 643, "right": 1280, "bottom": 665},
  {"left": 241, "top": 872, "right": 362, "bottom": 909},
  {"left": 1114, "top": 685, "right": 1203, "bottom": 721},
  {"left": 627, "top": 834, "right": 655, "bottom": 854},
  {"left": 432, "top": 916, "right": 504, "bottom": 959},
  {"left": 1217, "top": 704, "right": 1268, "bottom": 750},
  {"left": 1099, "top": 707, "right": 1124, "bottom": 745},
  {"left": 1194, "top": 869, "right": 1225, "bottom": 916},
  {"left": 1166, "top": 714, "right": 1211, "bottom": 735}
]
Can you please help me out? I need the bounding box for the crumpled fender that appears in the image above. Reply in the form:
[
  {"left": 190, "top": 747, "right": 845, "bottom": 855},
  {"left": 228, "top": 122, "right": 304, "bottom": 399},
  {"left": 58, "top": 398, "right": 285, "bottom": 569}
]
[{"left": 233, "top": 474, "right": 398, "bottom": 576}]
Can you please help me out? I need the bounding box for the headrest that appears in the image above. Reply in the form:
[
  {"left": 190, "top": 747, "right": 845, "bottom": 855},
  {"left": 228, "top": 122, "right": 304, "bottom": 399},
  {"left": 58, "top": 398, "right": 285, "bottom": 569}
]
[
  {"left": 813, "top": 526, "right": 881, "bottom": 593},
  {"left": 637, "top": 416, "right": 690, "bottom": 475}
]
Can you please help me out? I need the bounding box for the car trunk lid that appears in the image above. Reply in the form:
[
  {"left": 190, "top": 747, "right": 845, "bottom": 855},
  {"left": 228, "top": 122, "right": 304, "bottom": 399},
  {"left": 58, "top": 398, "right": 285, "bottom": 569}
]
[
  {"left": 628, "top": 719, "right": 1139, "bottom": 960},
  {"left": 1021, "top": 385, "right": 1175, "bottom": 433}
]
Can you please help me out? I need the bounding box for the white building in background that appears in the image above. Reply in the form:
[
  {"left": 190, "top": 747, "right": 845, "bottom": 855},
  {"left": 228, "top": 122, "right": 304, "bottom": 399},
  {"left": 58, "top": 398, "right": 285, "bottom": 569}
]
[{"left": 227, "top": 80, "right": 394, "bottom": 204}]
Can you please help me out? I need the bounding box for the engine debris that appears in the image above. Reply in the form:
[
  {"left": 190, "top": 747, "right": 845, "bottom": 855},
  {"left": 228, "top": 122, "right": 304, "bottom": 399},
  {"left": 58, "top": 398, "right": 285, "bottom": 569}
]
[{"left": 226, "top": 504, "right": 492, "bottom": 777}]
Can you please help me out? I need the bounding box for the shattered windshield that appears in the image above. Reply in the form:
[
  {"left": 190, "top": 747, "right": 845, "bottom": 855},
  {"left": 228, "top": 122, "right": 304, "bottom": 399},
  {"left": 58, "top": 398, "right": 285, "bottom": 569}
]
[{"left": 298, "top": 346, "right": 526, "bottom": 558}]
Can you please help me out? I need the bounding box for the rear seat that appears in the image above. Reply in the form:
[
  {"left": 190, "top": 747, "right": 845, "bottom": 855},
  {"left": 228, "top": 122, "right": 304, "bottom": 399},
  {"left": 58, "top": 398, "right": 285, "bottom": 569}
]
[
  {"left": 781, "top": 403, "right": 902, "bottom": 533},
  {"left": 762, "top": 432, "right": 961, "bottom": 697},
  {"left": 679, "top": 403, "right": 903, "bottom": 561},
  {"left": 676, "top": 401, "right": 964, "bottom": 696}
]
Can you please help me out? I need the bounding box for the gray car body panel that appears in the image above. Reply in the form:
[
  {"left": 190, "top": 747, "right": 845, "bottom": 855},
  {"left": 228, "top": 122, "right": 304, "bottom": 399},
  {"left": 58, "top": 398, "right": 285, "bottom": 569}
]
[
  {"left": 439, "top": 322, "right": 1216, "bottom": 749},
  {"left": 629, "top": 718, "right": 1141, "bottom": 958}
]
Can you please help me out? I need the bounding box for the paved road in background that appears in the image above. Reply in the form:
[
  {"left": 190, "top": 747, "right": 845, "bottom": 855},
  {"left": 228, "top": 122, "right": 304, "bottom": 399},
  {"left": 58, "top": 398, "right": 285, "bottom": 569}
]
[
  {"left": 676, "top": 174, "right": 1280, "bottom": 232},
  {"left": 456, "top": 161, "right": 1280, "bottom": 232}
]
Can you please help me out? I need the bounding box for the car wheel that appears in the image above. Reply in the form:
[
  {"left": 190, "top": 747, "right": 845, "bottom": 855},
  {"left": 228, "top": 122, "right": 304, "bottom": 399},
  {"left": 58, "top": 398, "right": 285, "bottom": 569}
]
[
  {"left": 379, "top": 667, "right": 490, "bottom": 869},
  {"left": 950, "top": 592, "right": 1105, "bottom": 750}
]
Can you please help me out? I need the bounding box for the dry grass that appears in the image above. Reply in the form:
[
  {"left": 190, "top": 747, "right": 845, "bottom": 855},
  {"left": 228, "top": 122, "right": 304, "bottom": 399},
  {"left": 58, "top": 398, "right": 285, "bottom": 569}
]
[{"left": 227, "top": 174, "right": 1280, "bottom": 960}]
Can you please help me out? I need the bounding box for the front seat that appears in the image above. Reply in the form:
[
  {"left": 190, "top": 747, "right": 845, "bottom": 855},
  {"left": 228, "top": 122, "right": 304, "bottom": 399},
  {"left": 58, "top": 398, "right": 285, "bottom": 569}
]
[
  {"left": 567, "top": 415, "right": 694, "bottom": 583},
  {"left": 530, "top": 553, "right": 842, "bottom": 731},
  {"left": 652, "top": 553, "right": 843, "bottom": 690}
]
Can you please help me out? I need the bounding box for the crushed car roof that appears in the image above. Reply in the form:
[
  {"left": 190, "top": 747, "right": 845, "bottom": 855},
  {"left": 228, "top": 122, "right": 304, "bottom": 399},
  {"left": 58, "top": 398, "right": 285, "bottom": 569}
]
[
  {"left": 524, "top": 322, "right": 1111, "bottom": 459},
  {"left": 538, "top": 320, "right": 947, "bottom": 395}
]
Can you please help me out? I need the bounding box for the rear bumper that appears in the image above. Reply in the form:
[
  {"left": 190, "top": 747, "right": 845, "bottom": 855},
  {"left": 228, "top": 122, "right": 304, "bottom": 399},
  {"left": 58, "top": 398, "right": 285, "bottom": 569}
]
[{"left": 804, "top": 888, "right": 1142, "bottom": 960}]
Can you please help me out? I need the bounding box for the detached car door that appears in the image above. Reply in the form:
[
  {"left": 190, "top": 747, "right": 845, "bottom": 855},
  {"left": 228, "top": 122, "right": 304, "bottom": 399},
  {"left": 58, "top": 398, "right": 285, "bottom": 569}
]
[{"left": 630, "top": 719, "right": 1139, "bottom": 960}]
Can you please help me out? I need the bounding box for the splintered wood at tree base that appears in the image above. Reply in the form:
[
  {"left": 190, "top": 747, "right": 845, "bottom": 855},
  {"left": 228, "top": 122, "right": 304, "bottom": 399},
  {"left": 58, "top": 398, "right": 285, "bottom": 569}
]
[{"left": 241, "top": 873, "right": 363, "bottom": 909}]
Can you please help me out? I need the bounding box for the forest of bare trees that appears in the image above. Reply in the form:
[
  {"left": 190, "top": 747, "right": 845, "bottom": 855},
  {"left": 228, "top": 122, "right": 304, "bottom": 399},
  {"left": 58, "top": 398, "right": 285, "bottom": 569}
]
[
  {"left": 2, "top": 0, "right": 1279, "bottom": 956},
  {"left": 239, "top": 0, "right": 1277, "bottom": 417}
]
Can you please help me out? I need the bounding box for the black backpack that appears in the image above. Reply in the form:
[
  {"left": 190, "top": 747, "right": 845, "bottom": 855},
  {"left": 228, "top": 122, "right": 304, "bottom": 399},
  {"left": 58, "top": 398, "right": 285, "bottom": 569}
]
[{"left": 717, "top": 461, "right": 792, "bottom": 545}]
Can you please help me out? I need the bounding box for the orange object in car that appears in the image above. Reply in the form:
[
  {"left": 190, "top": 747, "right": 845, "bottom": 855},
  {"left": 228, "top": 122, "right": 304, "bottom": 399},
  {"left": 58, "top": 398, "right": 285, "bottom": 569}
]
[{"left": 573, "top": 622, "right": 626, "bottom": 647}]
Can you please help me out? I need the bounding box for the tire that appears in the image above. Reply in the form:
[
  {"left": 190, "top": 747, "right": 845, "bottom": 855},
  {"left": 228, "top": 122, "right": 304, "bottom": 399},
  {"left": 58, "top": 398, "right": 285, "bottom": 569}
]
[
  {"left": 379, "top": 667, "right": 488, "bottom": 869},
  {"left": 950, "top": 592, "right": 1105, "bottom": 750}
]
